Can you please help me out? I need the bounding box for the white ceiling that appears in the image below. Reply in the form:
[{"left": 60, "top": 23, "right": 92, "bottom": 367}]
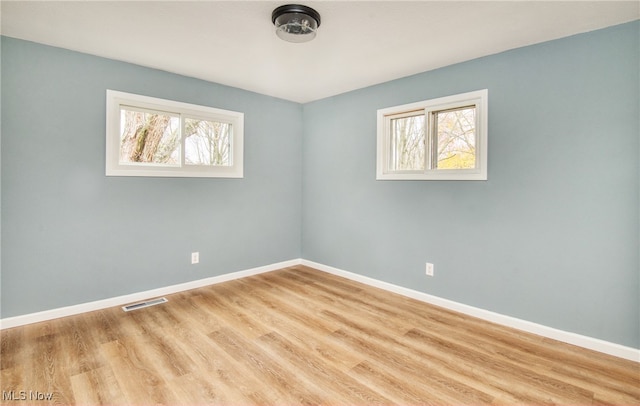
[{"left": 1, "top": 1, "right": 638, "bottom": 103}]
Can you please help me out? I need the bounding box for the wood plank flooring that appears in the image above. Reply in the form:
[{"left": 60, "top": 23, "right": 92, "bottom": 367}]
[{"left": 1, "top": 265, "right": 638, "bottom": 405}]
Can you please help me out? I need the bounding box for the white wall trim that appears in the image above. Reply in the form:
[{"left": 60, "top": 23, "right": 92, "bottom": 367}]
[
  {"left": 2, "top": 257, "right": 638, "bottom": 362},
  {"left": 0, "top": 259, "right": 302, "bottom": 330},
  {"left": 301, "top": 259, "right": 640, "bottom": 363}
]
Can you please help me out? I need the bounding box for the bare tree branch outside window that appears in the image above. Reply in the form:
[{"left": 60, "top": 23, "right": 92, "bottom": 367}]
[
  {"left": 435, "top": 107, "right": 476, "bottom": 169},
  {"left": 184, "top": 118, "right": 231, "bottom": 166},
  {"left": 391, "top": 114, "right": 425, "bottom": 171}
]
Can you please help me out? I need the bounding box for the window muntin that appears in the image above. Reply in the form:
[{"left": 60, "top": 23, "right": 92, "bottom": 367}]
[
  {"left": 377, "top": 89, "right": 487, "bottom": 180},
  {"left": 106, "top": 90, "right": 243, "bottom": 178}
]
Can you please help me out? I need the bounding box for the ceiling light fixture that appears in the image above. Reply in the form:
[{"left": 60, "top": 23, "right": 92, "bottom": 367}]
[{"left": 272, "top": 4, "right": 321, "bottom": 43}]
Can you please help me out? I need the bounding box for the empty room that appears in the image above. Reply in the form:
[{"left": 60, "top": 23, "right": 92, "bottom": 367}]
[{"left": 1, "top": 1, "right": 639, "bottom": 404}]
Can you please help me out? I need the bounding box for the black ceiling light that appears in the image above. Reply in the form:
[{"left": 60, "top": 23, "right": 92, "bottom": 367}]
[{"left": 272, "top": 4, "right": 321, "bottom": 43}]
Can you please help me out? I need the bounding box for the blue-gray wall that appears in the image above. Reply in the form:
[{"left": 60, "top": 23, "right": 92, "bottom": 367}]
[
  {"left": 2, "top": 21, "right": 639, "bottom": 349},
  {"left": 1, "top": 37, "right": 303, "bottom": 317},
  {"left": 302, "top": 21, "right": 639, "bottom": 348}
]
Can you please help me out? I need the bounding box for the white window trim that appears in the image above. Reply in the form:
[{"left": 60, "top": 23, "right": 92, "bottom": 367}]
[
  {"left": 106, "top": 90, "right": 244, "bottom": 178},
  {"left": 376, "top": 89, "right": 488, "bottom": 181}
]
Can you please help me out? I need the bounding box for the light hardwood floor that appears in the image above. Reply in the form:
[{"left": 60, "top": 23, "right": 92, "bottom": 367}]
[{"left": 1, "top": 265, "right": 638, "bottom": 405}]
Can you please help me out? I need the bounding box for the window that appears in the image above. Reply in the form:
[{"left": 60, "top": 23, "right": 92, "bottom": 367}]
[
  {"left": 106, "top": 90, "right": 243, "bottom": 178},
  {"left": 377, "top": 89, "right": 488, "bottom": 180}
]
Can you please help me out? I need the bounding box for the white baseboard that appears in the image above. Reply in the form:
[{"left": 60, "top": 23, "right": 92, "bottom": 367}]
[
  {"left": 0, "top": 259, "right": 302, "bottom": 330},
  {"left": 301, "top": 259, "right": 640, "bottom": 363},
  {"left": 2, "top": 257, "right": 638, "bottom": 363}
]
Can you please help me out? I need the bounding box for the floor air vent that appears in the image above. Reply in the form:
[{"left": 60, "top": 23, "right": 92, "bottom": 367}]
[{"left": 122, "top": 297, "right": 168, "bottom": 312}]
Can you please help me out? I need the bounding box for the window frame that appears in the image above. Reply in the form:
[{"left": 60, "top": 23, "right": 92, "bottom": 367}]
[
  {"left": 376, "top": 89, "right": 488, "bottom": 180},
  {"left": 106, "top": 90, "right": 244, "bottom": 178}
]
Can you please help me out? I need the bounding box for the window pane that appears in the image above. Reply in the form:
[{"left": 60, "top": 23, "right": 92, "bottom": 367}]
[
  {"left": 390, "top": 114, "right": 425, "bottom": 171},
  {"left": 119, "top": 108, "right": 180, "bottom": 165},
  {"left": 184, "top": 118, "right": 231, "bottom": 166},
  {"left": 435, "top": 107, "right": 476, "bottom": 169}
]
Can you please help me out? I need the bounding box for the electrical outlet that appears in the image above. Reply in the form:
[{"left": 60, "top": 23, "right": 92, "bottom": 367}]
[
  {"left": 191, "top": 252, "right": 199, "bottom": 264},
  {"left": 426, "top": 262, "right": 434, "bottom": 276}
]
